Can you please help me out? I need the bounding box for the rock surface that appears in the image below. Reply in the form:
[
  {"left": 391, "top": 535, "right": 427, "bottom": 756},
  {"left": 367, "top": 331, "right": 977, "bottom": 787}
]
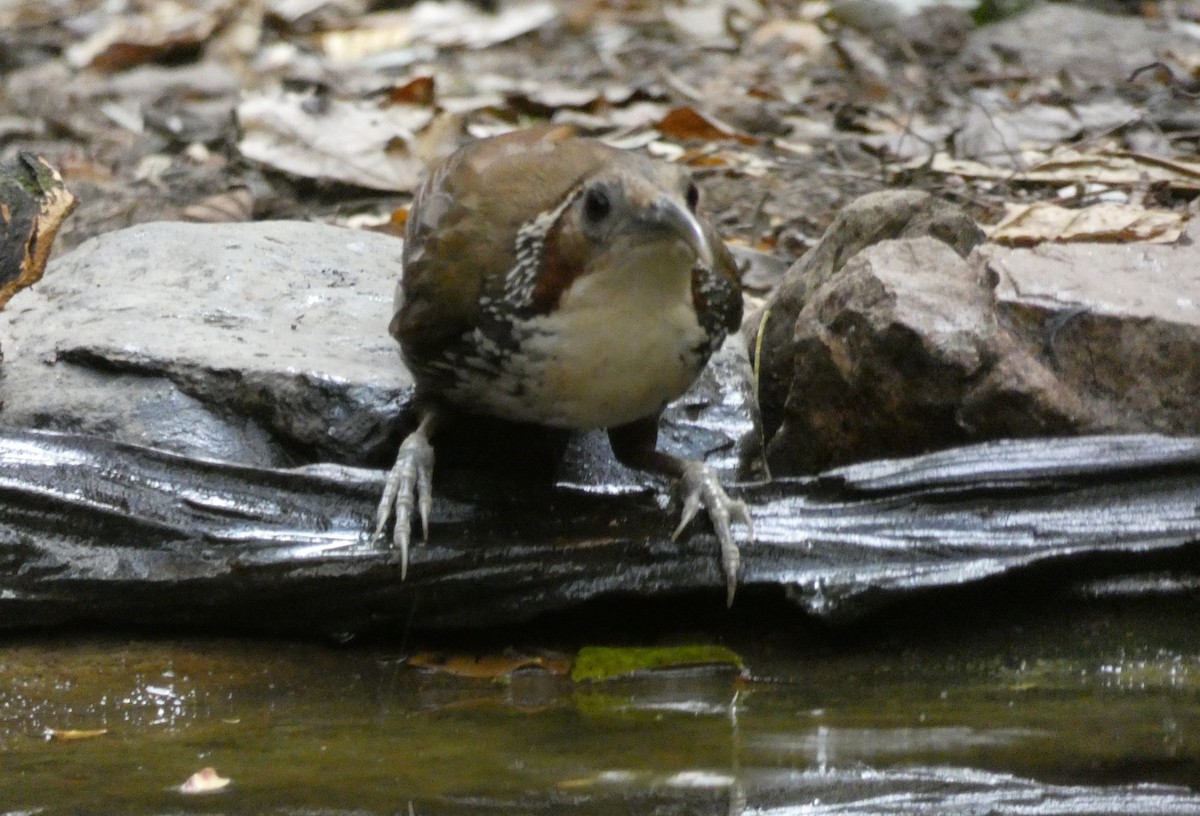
[
  {"left": 750, "top": 190, "right": 991, "bottom": 473},
  {"left": 1, "top": 428, "right": 1198, "bottom": 632},
  {"left": 987, "top": 234, "right": 1200, "bottom": 436},
  {"left": 0, "top": 220, "right": 764, "bottom": 481},
  {"left": 0, "top": 220, "right": 411, "bottom": 466},
  {"left": 752, "top": 189, "right": 1200, "bottom": 476},
  {"left": 1, "top": 217, "right": 1200, "bottom": 632}
]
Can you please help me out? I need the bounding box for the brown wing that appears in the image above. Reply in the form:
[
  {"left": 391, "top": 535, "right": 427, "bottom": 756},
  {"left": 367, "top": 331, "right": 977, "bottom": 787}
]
[{"left": 391, "top": 126, "right": 618, "bottom": 364}]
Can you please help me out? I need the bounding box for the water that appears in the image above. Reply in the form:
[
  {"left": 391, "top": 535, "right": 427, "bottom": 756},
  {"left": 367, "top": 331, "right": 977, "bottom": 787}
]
[{"left": 2, "top": 592, "right": 1199, "bottom": 813}]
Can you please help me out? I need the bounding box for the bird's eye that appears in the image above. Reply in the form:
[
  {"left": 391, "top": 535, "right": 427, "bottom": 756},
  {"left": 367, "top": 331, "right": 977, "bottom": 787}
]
[
  {"left": 685, "top": 182, "right": 700, "bottom": 212},
  {"left": 583, "top": 187, "right": 611, "bottom": 222}
]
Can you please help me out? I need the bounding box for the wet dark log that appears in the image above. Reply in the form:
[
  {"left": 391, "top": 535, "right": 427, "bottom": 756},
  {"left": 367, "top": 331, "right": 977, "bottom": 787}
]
[{"left": 1, "top": 429, "right": 1199, "bottom": 633}]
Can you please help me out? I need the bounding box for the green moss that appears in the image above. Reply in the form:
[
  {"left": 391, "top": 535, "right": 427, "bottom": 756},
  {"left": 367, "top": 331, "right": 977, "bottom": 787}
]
[
  {"left": 972, "top": 0, "right": 1037, "bottom": 25},
  {"left": 570, "top": 645, "right": 745, "bottom": 683}
]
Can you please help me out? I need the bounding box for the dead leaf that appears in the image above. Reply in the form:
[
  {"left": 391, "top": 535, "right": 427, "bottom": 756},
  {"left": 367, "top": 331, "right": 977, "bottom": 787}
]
[
  {"left": 45, "top": 727, "right": 109, "bottom": 741},
  {"left": 319, "top": 0, "right": 558, "bottom": 63},
  {"left": 66, "top": 0, "right": 238, "bottom": 71},
  {"left": 383, "top": 75, "right": 436, "bottom": 107},
  {"left": 658, "top": 107, "right": 759, "bottom": 146},
  {"left": 369, "top": 204, "right": 409, "bottom": 238},
  {"left": 902, "top": 149, "right": 1200, "bottom": 192},
  {"left": 266, "top": 0, "right": 371, "bottom": 30},
  {"left": 0, "top": 154, "right": 77, "bottom": 311},
  {"left": 747, "top": 18, "right": 827, "bottom": 53},
  {"left": 1, "top": 0, "right": 100, "bottom": 28},
  {"left": 237, "top": 90, "right": 434, "bottom": 192},
  {"left": 179, "top": 767, "right": 231, "bottom": 795},
  {"left": 406, "top": 650, "right": 572, "bottom": 680},
  {"left": 951, "top": 93, "right": 1141, "bottom": 164},
  {"left": 988, "top": 202, "right": 1188, "bottom": 246},
  {"left": 662, "top": 0, "right": 762, "bottom": 47},
  {"left": 181, "top": 188, "right": 255, "bottom": 223}
]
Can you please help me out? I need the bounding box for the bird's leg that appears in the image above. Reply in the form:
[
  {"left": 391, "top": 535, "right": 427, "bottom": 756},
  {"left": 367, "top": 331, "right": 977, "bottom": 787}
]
[
  {"left": 372, "top": 408, "right": 438, "bottom": 579},
  {"left": 608, "top": 416, "right": 752, "bottom": 606}
]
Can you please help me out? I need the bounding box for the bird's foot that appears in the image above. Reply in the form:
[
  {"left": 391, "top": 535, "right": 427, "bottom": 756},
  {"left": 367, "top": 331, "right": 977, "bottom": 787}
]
[
  {"left": 672, "top": 461, "right": 753, "bottom": 607},
  {"left": 371, "top": 416, "right": 435, "bottom": 579}
]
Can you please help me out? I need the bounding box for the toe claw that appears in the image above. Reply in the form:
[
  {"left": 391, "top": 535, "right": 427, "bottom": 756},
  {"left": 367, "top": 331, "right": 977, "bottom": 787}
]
[
  {"left": 417, "top": 466, "right": 433, "bottom": 544},
  {"left": 372, "top": 414, "right": 436, "bottom": 579},
  {"left": 671, "top": 491, "right": 703, "bottom": 540},
  {"left": 677, "top": 462, "right": 753, "bottom": 606}
]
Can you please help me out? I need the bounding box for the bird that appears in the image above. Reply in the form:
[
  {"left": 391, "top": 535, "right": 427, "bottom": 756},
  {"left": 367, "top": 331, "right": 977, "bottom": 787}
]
[{"left": 371, "top": 125, "right": 752, "bottom": 604}]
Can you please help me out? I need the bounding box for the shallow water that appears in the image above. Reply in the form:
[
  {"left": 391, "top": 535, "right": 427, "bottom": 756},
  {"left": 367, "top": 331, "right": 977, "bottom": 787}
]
[{"left": 3, "top": 592, "right": 1200, "bottom": 814}]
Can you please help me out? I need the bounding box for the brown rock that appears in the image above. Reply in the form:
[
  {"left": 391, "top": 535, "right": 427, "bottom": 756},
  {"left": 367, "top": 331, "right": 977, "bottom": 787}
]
[
  {"left": 765, "top": 235, "right": 1086, "bottom": 474},
  {"left": 753, "top": 189, "right": 1200, "bottom": 476},
  {"left": 748, "top": 189, "right": 985, "bottom": 463}
]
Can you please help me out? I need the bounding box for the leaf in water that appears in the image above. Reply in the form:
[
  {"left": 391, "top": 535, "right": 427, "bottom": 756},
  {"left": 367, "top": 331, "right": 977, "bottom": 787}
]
[
  {"left": 179, "top": 767, "right": 231, "bottom": 795},
  {"left": 571, "top": 645, "right": 745, "bottom": 683},
  {"left": 44, "top": 727, "right": 109, "bottom": 741},
  {"left": 406, "top": 650, "right": 571, "bottom": 680},
  {"left": 988, "top": 202, "right": 1187, "bottom": 246},
  {"left": 558, "top": 769, "right": 643, "bottom": 790}
]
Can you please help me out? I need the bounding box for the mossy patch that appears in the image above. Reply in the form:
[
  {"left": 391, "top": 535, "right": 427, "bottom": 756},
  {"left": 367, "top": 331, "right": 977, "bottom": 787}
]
[{"left": 570, "top": 645, "right": 745, "bottom": 683}]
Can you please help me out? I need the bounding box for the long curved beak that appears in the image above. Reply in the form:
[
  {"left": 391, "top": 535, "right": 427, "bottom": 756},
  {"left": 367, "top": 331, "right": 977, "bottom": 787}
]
[{"left": 635, "top": 196, "right": 714, "bottom": 268}]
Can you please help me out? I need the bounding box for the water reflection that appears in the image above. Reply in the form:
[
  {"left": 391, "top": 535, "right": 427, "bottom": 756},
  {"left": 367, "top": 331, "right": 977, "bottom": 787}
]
[{"left": 3, "top": 596, "right": 1200, "bottom": 813}]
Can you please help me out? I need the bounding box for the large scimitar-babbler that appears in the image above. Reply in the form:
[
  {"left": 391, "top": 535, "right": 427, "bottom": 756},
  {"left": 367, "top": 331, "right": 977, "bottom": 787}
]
[{"left": 371, "top": 126, "right": 752, "bottom": 604}]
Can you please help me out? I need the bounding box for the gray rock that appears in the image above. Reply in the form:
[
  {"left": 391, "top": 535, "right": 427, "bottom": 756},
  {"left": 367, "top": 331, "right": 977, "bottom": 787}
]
[
  {"left": 0, "top": 220, "right": 412, "bottom": 466},
  {"left": 0, "top": 219, "right": 763, "bottom": 481},
  {"left": 985, "top": 224, "right": 1200, "bottom": 436}
]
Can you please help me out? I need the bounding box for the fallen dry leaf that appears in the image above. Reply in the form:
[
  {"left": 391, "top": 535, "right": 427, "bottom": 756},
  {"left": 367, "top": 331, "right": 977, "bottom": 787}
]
[
  {"left": 747, "top": 17, "right": 827, "bottom": 53},
  {"left": 658, "top": 107, "right": 759, "bottom": 146},
  {"left": 0, "top": 153, "right": 77, "bottom": 311},
  {"left": 319, "top": 0, "right": 558, "bottom": 63},
  {"left": 237, "top": 90, "right": 434, "bottom": 192},
  {"left": 903, "top": 149, "right": 1200, "bottom": 192},
  {"left": 406, "top": 650, "right": 572, "bottom": 680},
  {"left": 65, "top": 0, "right": 238, "bottom": 71},
  {"left": 266, "top": 0, "right": 370, "bottom": 30},
  {"left": 988, "top": 201, "right": 1188, "bottom": 246},
  {"left": 179, "top": 767, "right": 231, "bottom": 795},
  {"left": 45, "top": 727, "right": 109, "bottom": 741},
  {"left": 662, "top": 0, "right": 763, "bottom": 47},
  {"left": 181, "top": 187, "right": 255, "bottom": 223},
  {"left": 383, "top": 75, "right": 437, "bottom": 107},
  {"left": 369, "top": 204, "right": 409, "bottom": 238}
]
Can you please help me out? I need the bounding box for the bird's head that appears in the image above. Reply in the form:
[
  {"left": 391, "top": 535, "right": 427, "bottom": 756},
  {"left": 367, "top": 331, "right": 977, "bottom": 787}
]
[
  {"left": 518, "top": 157, "right": 716, "bottom": 315},
  {"left": 563, "top": 162, "right": 713, "bottom": 275}
]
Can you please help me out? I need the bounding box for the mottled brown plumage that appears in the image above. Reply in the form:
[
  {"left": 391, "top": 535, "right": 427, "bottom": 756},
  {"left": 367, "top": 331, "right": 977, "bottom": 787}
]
[{"left": 373, "top": 126, "right": 751, "bottom": 603}]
